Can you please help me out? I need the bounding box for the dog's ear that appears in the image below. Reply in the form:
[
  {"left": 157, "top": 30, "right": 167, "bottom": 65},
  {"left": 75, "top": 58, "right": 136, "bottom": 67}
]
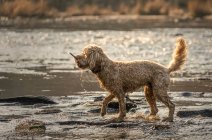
[
  {"left": 88, "top": 50, "right": 100, "bottom": 70},
  {"left": 84, "top": 46, "right": 102, "bottom": 72}
]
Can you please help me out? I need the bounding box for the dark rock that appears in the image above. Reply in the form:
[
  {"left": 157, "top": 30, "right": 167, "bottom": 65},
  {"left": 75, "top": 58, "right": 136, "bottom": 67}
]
[
  {"left": 104, "top": 122, "right": 139, "bottom": 128},
  {"left": 177, "top": 109, "right": 212, "bottom": 118},
  {"left": 107, "top": 108, "right": 118, "bottom": 113},
  {"left": 198, "top": 78, "right": 211, "bottom": 80},
  {"left": 128, "top": 108, "right": 139, "bottom": 113},
  {"left": 0, "top": 96, "right": 57, "bottom": 105},
  {"left": 181, "top": 92, "right": 192, "bottom": 97},
  {"left": 0, "top": 114, "right": 29, "bottom": 122},
  {"left": 57, "top": 120, "right": 137, "bottom": 127},
  {"left": 71, "top": 103, "right": 81, "bottom": 107},
  {"left": 93, "top": 95, "right": 104, "bottom": 102},
  {"left": 181, "top": 92, "right": 205, "bottom": 98},
  {"left": 88, "top": 101, "right": 137, "bottom": 114},
  {"left": 199, "top": 92, "right": 205, "bottom": 97},
  {"left": 57, "top": 120, "right": 109, "bottom": 126},
  {"left": 88, "top": 108, "right": 101, "bottom": 113},
  {"left": 108, "top": 101, "right": 137, "bottom": 112},
  {"left": 0, "top": 103, "right": 19, "bottom": 106},
  {"left": 88, "top": 108, "right": 118, "bottom": 113},
  {"left": 153, "top": 124, "right": 170, "bottom": 130},
  {"left": 15, "top": 120, "right": 46, "bottom": 135},
  {"left": 0, "top": 118, "right": 10, "bottom": 122},
  {"left": 35, "top": 109, "right": 62, "bottom": 115}
]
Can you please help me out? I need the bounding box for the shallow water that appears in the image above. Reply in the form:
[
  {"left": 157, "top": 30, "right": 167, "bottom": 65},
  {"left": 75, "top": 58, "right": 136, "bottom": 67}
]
[{"left": 0, "top": 28, "right": 211, "bottom": 80}]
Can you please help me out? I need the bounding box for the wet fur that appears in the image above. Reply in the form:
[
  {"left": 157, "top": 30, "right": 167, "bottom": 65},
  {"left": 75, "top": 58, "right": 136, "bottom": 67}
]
[{"left": 74, "top": 38, "right": 187, "bottom": 122}]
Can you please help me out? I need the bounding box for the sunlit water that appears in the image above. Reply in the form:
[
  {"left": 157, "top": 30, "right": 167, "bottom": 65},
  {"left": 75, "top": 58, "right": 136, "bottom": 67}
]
[{"left": 0, "top": 28, "right": 211, "bottom": 80}]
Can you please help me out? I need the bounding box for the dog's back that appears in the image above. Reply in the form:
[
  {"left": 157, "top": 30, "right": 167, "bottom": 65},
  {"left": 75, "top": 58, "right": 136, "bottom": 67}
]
[{"left": 115, "top": 60, "right": 169, "bottom": 92}]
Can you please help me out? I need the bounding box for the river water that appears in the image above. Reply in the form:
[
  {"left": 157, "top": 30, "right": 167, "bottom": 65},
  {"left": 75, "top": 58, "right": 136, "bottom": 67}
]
[
  {"left": 0, "top": 28, "right": 211, "bottom": 98},
  {"left": 0, "top": 28, "right": 211, "bottom": 79}
]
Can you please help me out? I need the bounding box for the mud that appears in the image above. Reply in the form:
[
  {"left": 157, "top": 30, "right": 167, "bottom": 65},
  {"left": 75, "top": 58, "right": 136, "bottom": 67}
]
[{"left": 0, "top": 91, "right": 211, "bottom": 139}]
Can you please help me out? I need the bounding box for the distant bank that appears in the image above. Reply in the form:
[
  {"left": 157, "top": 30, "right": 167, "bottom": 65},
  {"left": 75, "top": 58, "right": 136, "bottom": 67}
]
[{"left": 0, "top": 15, "right": 212, "bottom": 30}]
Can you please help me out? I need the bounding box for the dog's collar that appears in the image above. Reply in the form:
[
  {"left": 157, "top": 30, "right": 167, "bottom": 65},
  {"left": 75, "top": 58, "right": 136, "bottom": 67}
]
[{"left": 90, "top": 65, "right": 101, "bottom": 74}]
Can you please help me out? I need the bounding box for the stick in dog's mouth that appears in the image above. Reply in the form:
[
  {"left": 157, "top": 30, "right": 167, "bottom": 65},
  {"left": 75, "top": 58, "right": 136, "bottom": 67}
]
[{"left": 69, "top": 53, "right": 77, "bottom": 59}]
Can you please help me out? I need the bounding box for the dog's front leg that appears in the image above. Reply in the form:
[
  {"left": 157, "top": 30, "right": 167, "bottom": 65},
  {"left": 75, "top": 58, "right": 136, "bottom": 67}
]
[
  {"left": 101, "top": 94, "right": 115, "bottom": 117},
  {"left": 116, "top": 92, "right": 126, "bottom": 121}
]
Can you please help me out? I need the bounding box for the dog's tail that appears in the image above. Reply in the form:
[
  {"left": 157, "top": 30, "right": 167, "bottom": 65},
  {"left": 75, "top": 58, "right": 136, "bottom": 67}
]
[{"left": 168, "top": 37, "right": 187, "bottom": 73}]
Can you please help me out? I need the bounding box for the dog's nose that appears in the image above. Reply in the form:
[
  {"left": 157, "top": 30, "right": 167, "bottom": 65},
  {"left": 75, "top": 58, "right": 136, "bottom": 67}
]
[{"left": 70, "top": 53, "right": 77, "bottom": 59}]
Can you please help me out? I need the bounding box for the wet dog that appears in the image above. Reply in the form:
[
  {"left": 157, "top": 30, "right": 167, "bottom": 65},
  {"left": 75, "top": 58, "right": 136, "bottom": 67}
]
[{"left": 71, "top": 38, "right": 187, "bottom": 122}]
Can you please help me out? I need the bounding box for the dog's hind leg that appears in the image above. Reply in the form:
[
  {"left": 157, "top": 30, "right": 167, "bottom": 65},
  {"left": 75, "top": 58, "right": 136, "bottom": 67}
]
[
  {"left": 101, "top": 94, "right": 115, "bottom": 117},
  {"left": 144, "top": 84, "right": 158, "bottom": 116},
  {"left": 153, "top": 88, "right": 175, "bottom": 122}
]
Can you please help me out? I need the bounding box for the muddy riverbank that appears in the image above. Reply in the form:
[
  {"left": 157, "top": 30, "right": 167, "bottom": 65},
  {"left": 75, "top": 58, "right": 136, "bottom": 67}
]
[
  {"left": 0, "top": 89, "right": 211, "bottom": 139},
  {"left": 1, "top": 16, "right": 212, "bottom": 30}
]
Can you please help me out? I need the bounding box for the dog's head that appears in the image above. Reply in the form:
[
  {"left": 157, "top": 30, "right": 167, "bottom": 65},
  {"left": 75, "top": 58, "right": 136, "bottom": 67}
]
[{"left": 70, "top": 45, "right": 104, "bottom": 73}]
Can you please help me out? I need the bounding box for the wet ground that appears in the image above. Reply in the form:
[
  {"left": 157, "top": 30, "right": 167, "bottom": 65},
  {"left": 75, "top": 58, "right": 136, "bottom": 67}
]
[{"left": 0, "top": 28, "right": 211, "bottom": 139}]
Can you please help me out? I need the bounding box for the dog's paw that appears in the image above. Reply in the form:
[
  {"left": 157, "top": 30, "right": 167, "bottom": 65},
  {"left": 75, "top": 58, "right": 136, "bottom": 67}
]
[
  {"left": 162, "top": 117, "right": 173, "bottom": 122},
  {"left": 146, "top": 115, "right": 160, "bottom": 122},
  {"left": 100, "top": 111, "right": 106, "bottom": 117}
]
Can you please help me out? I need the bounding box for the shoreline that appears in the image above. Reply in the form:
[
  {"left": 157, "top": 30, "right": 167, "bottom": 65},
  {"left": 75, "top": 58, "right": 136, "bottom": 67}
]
[
  {"left": 1, "top": 15, "right": 212, "bottom": 30},
  {"left": 0, "top": 72, "right": 211, "bottom": 99}
]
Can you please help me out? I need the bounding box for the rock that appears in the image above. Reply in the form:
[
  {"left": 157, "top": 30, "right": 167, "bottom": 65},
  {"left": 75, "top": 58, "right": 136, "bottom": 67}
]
[
  {"left": 93, "top": 95, "right": 104, "bottom": 102},
  {"left": 57, "top": 120, "right": 109, "bottom": 126},
  {"left": 88, "top": 108, "right": 117, "bottom": 113},
  {"left": 0, "top": 96, "right": 57, "bottom": 105},
  {"left": 177, "top": 109, "right": 212, "bottom": 118},
  {"left": 181, "top": 92, "right": 205, "bottom": 97},
  {"left": 35, "top": 109, "right": 62, "bottom": 115},
  {"left": 88, "top": 101, "right": 137, "bottom": 114},
  {"left": 153, "top": 124, "right": 170, "bottom": 130},
  {"left": 181, "top": 92, "right": 192, "bottom": 97},
  {"left": 15, "top": 120, "right": 46, "bottom": 135},
  {"left": 104, "top": 122, "right": 139, "bottom": 128},
  {"left": 108, "top": 101, "right": 137, "bottom": 112},
  {"left": 128, "top": 108, "right": 138, "bottom": 113},
  {"left": 71, "top": 103, "right": 81, "bottom": 107},
  {"left": 88, "top": 108, "right": 101, "bottom": 113},
  {"left": 0, "top": 114, "right": 28, "bottom": 122},
  {"left": 57, "top": 120, "right": 138, "bottom": 127},
  {"left": 198, "top": 77, "right": 211, "bottom": 80}
]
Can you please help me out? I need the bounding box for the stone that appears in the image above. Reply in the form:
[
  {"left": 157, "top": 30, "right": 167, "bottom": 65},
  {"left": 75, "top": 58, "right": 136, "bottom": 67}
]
[
  {"left": 35, "top": 109, "right": 62, "bottom": 115},
  {"left": 15, "top": 120, "right": 46, "bottom": 135},
  {"left": 0, "top": 96, "right": 57, "bottom": 105}
]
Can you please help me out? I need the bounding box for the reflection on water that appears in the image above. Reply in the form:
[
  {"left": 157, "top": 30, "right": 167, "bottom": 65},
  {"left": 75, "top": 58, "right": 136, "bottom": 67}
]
[{"left": 0, "top": 28, "right": 211, "bottom": 80}]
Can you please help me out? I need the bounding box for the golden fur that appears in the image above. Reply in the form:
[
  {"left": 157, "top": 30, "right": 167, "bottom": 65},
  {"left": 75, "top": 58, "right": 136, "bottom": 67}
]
[{"left": 73, "top": 37, "right": 187, "bottom": 122}]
